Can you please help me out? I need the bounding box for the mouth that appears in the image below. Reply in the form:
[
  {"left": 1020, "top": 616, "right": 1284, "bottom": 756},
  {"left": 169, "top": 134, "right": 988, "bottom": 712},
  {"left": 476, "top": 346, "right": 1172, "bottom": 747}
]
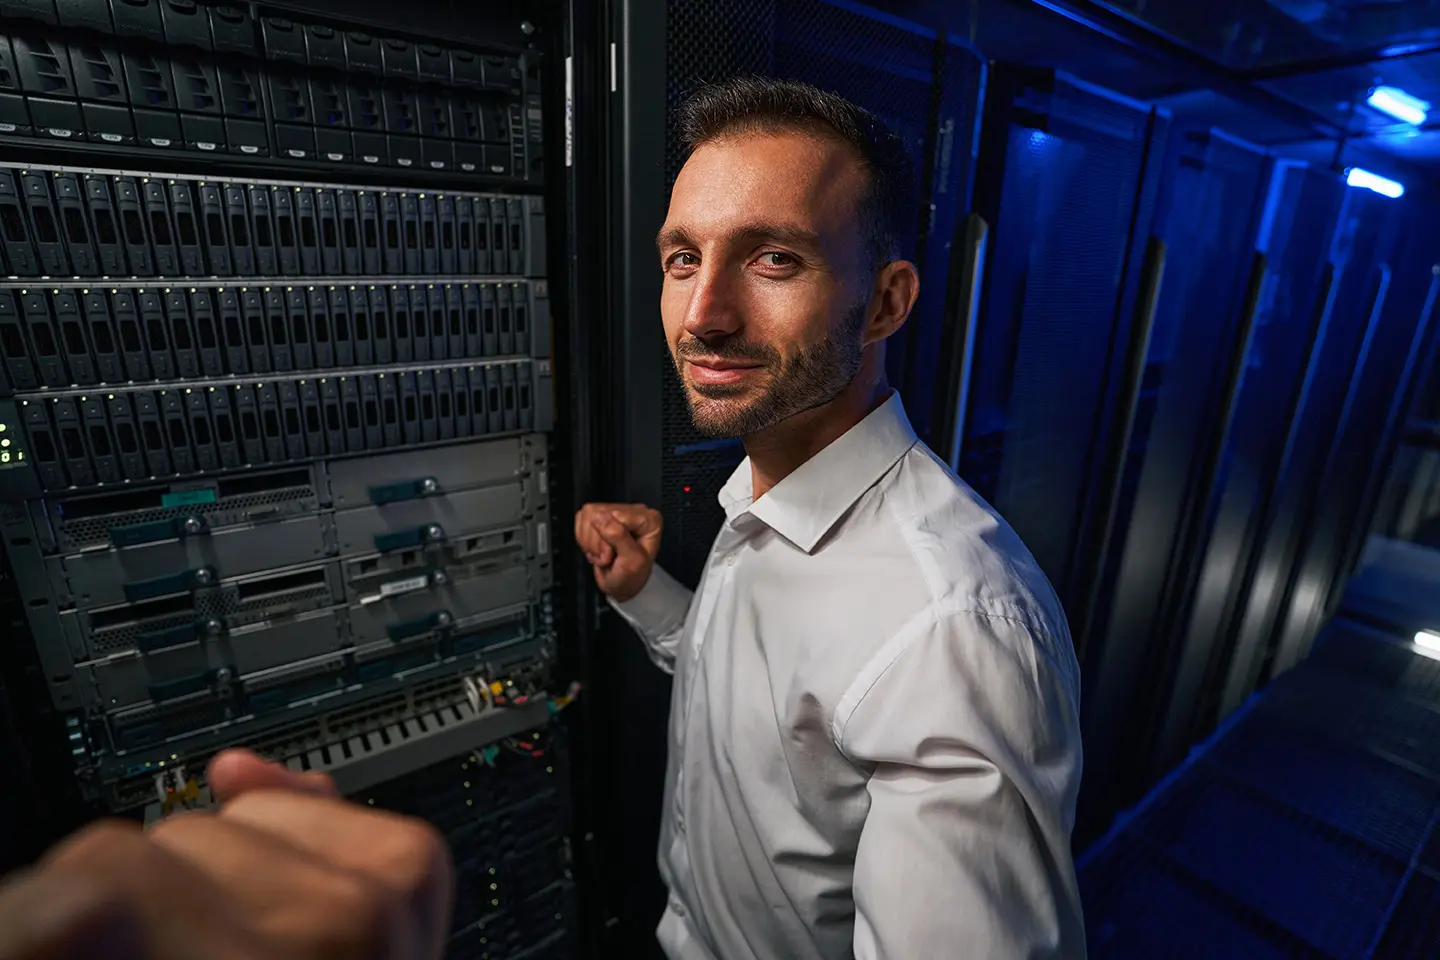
[{"left": 685, "top": 359, "right": 763, "bottom": 387}]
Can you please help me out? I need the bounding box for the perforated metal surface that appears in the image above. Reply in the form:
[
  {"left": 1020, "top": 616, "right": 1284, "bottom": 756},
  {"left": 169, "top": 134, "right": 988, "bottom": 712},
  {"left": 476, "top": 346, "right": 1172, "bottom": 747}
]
[
  {"left": 657, "top": 0, "right": 968, "bottom": 584},
  {"left": 961, "top": 74, "right": 1161, "bottom": 597},
  {"left": 1082, "top": 840, "right": 1325, "bottom": 959},
  {"left": 54, "top": 486, "right": 318, "bottom": 551},
  {"left": 1209, "top": 722, "right": 1440, "bottom": 861},
  {"left": 1081, "top": 625, "right": 1440, "bottom": 958}
]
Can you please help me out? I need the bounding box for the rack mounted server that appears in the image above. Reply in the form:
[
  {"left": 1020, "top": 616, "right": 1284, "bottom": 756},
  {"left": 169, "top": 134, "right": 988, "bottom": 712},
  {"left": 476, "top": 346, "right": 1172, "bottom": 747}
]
[
  {"left": 0, "top": 1, "right": 542, "bottom": 180},
  {"left": 0, "top": 161, "right": 558, "bottom": 806},
  {"left": 0, "top": 2, "right": 576, "bottom": 956}
]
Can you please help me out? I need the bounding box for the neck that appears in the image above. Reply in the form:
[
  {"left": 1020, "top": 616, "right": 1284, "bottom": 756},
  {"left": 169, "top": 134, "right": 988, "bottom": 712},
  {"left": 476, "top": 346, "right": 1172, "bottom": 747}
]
[{"left": 744, "top": 351, "right": 890, "bottom": 501}]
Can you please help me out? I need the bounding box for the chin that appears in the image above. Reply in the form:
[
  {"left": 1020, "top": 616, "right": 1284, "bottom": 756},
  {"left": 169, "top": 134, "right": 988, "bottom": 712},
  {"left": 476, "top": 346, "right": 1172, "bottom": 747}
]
[{"left": 685, "top": 395, "right": 758, "bottom": 439}]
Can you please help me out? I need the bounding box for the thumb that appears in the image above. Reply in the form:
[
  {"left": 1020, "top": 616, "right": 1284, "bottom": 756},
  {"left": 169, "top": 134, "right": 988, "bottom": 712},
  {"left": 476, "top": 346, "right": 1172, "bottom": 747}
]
[{"left": 206, "top": 749, "right": 339, "bottom": 805}]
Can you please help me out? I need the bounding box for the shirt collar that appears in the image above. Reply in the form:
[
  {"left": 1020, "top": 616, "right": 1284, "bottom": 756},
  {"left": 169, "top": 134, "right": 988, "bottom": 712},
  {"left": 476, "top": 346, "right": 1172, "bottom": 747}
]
[{"left": 717, "top": 392, "right": 918, "bottom": 554}]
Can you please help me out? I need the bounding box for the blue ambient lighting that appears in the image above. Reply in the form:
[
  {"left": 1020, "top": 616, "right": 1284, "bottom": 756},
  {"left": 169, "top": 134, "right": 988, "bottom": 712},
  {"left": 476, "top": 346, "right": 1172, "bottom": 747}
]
[
  {"left": 1367, "top": 86, "right": 1430, "bottom": 126},
  {"left": 1346, "top": 168, "right": 1405, "bottom": 199}
]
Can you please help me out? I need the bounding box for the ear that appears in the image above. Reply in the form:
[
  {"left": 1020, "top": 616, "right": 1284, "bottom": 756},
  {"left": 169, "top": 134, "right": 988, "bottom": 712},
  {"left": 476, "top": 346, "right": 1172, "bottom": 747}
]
[{"left": 863, "top": 260, "right": 921, "bottom": 345}]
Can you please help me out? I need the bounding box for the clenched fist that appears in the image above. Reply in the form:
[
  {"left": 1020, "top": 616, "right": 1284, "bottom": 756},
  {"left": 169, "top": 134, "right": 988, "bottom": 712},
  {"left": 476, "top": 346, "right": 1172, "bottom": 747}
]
[
  {"left": 574, "top": 502, "right": 663, "bottom": 603},
  {"left": 0, "top": 749, "right": 453, "bottom": 960}
]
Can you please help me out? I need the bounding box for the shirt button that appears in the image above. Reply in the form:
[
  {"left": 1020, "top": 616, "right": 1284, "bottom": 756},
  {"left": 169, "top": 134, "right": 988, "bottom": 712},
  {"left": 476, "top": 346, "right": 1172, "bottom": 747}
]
[
  {"left": 671, "top": 897, "right": 687, "bottom": 918},
  {"left": 726, "top": 555, "right": 735, "bottom": 567}
]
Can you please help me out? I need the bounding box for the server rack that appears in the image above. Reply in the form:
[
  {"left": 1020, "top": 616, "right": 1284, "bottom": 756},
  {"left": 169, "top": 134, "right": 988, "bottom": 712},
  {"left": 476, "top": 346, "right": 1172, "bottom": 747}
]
[
  {"left": 0, "top": 2, "right": 595, "bottom": 957},
  {"left": 1220, "top": 195, "right": 1440, "bottom": 703},
  {"left": 1074, "top": 128, "right": 1273, "bottom": 839},
  {"left": 951, "top": 65, "right": 1170, "bottom": 623}
]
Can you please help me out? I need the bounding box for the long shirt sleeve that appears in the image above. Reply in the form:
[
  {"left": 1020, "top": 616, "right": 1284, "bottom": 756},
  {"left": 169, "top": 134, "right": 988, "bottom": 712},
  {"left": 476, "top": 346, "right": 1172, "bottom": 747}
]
[
  {"left": 609, "top": 564, "right": 695, "bottom": 674},
  {"left": 836, "top": 607, "right": 1086, "bottom": 960}
]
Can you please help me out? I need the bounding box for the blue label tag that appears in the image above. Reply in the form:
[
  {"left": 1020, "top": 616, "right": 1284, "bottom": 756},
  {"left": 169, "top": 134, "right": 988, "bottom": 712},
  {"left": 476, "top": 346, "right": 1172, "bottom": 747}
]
[{"left": 162, "top": 489, "right": 217, "bottom": 508}]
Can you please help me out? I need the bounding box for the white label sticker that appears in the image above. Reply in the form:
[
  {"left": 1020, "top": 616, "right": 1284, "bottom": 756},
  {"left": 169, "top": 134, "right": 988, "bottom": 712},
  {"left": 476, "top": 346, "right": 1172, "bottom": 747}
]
[
  {"left": 151, "top": 138, "right": 173, "bottom": 147},
  {"left": 287, "top": 149, "right": 305, "bottom": 158},
  {"left": 0, "top": 123, "right": 15, "bottom": 132},
  {"left": 362, "top": 155, "right": 379, "bottom": 164},
  {"left": 397, "top": 158, "right": 413, "bottom": 167},
  {"left": 537, "top": 522, "right": 548, "bottom": 555},
  {"left": 240, "top": 145, "right": 259, "bottom": 154},
  {"left": 47, "top": 128, "right": 74, "bottom": 138},
  {"left": 380, "top": 574, "right": 430, "bottom": 598},
  {"left": 198, "top": 142, "right": 217, "bottom": 151},
  {"left": 100, "top": 133, "right": 122, "bottom": 143},
  {"left": 461, "top": 163, "right": 476, "bottom": 172},
  {"left": 327, "top": 153, "right": 343, "bottom": 161}
]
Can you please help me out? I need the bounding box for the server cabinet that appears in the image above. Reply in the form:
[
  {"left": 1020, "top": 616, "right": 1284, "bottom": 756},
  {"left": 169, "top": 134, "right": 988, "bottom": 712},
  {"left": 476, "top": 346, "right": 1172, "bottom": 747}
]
[
  {"left": 1073, "top": 128, "right": 1272, "bottom": 838},
  {"left": 1145, "top": 162, "right": 1347, "bottom": 779},
  {"left": 950, "top": 66, "right": 1169, "bottom": 613},
  {"left": 1222, "top": 195, "right": 1440, "bottom": 703},
  {"left": 0, "top": 1, "right": 590, "bottom": 954},
  {"left": 1211, "top": 182, "right": 1403, "bottom": 715}
]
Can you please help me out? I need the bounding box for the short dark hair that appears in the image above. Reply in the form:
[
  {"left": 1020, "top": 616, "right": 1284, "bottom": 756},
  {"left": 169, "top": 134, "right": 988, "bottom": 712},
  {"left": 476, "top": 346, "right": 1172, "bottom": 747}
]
[{"left": 676, "top": 76, "right": 914, "bottom": 268}]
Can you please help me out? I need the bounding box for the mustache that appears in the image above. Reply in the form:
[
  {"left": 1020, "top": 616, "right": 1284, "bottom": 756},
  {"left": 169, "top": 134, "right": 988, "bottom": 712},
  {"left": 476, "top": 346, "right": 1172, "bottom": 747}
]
[{"left": 675, "top": 337, "right": 779, "bottom": 365}]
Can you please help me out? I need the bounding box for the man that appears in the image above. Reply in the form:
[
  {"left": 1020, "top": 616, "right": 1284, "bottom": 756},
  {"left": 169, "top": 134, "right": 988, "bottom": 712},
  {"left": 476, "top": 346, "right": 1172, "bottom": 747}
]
[{"left": 575, "top": 76, "right": 1085, "bottom": 959}]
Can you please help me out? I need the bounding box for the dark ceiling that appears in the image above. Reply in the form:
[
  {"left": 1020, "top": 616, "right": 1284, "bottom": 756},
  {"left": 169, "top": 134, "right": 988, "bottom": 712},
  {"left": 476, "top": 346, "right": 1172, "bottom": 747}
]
[{"left": 891, "top": 0, "right": 1440, "bottom": 188}]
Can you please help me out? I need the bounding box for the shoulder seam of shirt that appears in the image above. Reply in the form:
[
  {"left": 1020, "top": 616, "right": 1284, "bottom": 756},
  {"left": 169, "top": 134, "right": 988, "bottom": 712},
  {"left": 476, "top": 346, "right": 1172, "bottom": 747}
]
[{"left": 830, "top": 601, "right": 1043, "bottom": 757}]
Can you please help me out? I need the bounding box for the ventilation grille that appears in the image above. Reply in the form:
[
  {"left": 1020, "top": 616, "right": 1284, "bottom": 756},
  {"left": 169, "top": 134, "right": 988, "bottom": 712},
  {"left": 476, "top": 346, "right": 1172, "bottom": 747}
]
[
  {"left": 88, "top": 577, "right": 335, "bottom": 654},
  {"left": 55, "top": 486, "right": 316, "bottom": 549}
]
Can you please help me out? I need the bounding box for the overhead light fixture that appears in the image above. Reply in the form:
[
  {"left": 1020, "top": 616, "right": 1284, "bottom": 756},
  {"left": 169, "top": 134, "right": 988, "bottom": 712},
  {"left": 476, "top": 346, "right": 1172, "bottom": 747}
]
[
  {"left": 1368, "top": 86, "right": 1431, "bottom": 125},
  {"left": 1416, "top": 630, "right": 1440, "bottom": 653},
  {"left": 1347, "top": 167, "right": 1406, "bottom": 199}
]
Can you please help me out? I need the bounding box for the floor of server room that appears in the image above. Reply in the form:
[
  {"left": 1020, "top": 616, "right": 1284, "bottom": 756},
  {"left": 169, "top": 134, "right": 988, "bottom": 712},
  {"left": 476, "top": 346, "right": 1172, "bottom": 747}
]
[{"left": 1079, "top": 613, "right": 1440, "bottom": 959}]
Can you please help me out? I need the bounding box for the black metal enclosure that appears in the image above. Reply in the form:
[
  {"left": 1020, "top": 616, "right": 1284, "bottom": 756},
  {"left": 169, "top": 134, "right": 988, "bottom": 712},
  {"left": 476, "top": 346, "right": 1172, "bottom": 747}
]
[{"left": 0, "top": 1, "right": 605, "bottom": 957}]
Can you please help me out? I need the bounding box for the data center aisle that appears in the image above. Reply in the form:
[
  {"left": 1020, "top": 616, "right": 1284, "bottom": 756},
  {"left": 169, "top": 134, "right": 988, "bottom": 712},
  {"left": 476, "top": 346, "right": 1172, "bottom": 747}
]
[{"left": 1080, "top": 618, "right": 1440, "bottom": 959}]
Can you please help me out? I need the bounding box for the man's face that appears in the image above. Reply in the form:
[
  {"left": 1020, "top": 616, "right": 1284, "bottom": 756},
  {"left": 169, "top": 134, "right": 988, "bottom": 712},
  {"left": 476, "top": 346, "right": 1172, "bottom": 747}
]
[{"left": 657, "top": 131, "right": 876, "bottom": 438}]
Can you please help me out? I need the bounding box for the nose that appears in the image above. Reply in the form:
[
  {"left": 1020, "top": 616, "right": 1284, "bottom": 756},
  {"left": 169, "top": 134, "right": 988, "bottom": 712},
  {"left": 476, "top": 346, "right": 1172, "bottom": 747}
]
[{"left": 682, "top": 262, "right": 743, "bottom": 342}]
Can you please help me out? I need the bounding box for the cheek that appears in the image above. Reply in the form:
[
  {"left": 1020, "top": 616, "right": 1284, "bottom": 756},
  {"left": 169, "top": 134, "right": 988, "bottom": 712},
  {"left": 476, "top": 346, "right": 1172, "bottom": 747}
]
[{"left": 740, "top": 281, "right": 837, "bottom": 353}]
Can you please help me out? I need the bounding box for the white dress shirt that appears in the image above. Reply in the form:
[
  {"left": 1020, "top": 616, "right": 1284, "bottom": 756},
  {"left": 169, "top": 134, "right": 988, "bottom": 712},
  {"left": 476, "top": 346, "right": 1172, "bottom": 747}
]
[{"left": 612, "top": 392, "right": 1086, "bottom": 960}]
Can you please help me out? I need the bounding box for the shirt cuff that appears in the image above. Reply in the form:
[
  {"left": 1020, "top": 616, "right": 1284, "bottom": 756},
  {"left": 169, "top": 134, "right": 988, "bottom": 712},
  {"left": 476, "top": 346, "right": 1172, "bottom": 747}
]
[{"left": 609, "top": 564, "right": 692, "bottom": 637}]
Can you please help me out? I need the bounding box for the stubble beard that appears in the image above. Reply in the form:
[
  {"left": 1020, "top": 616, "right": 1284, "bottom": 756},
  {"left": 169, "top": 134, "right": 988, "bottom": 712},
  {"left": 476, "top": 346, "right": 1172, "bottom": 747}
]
[{"left": 674, "top": 298, "right": 868, "bottom": 439}]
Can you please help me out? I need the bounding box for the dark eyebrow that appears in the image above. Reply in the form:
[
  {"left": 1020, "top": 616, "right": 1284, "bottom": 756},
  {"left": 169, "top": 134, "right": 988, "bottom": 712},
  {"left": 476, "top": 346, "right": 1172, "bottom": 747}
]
[{"left": 655, "top": 222, "right": 824, "bottom": 254}]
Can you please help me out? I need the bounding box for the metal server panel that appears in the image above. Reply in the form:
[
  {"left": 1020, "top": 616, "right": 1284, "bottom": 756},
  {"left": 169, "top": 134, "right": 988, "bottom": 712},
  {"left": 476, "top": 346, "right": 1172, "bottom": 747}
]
[
  {"left": 0, "top": 163, "right": 559, "bottom": 802},
  {"left": 0, "top": 4, "right": 573, "bottom": 951}
]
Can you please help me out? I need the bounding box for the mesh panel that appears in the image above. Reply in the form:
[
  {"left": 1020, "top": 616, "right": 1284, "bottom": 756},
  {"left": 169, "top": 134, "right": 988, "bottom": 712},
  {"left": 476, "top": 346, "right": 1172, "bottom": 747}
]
[
  {"left": 1081, "top": 839, "right": 1321, "bottom": 959},
  {"left": 54, "top": 486, "right": 317, "bottom": 551},
  {"left": 659, "top": 0, "right": 961, "bottom": 583},
  {"left": 1259, "top": 667, "right": 1440, "bottom": 777},
  {"left": 1206, "top": 721, "right": 1440, "bottom": 862},
  {"left": 1147, "top": 775, "right": 1402, "bottom": 958},
  {"left": 961, "top": 76, "right": 1156, "bottom": 595},
  {"left": 86, "top": 575, "right": 336, "bottom": 655}
]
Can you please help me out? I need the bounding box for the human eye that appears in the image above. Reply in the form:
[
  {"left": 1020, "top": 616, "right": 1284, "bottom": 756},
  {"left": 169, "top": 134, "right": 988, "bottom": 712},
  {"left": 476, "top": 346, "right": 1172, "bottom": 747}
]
[
  {"left": 664, "top": 251, "right": 699, "bottom": 274},
  {"left": 753, "top": 250, "right": 800, "bottom": 274}
]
